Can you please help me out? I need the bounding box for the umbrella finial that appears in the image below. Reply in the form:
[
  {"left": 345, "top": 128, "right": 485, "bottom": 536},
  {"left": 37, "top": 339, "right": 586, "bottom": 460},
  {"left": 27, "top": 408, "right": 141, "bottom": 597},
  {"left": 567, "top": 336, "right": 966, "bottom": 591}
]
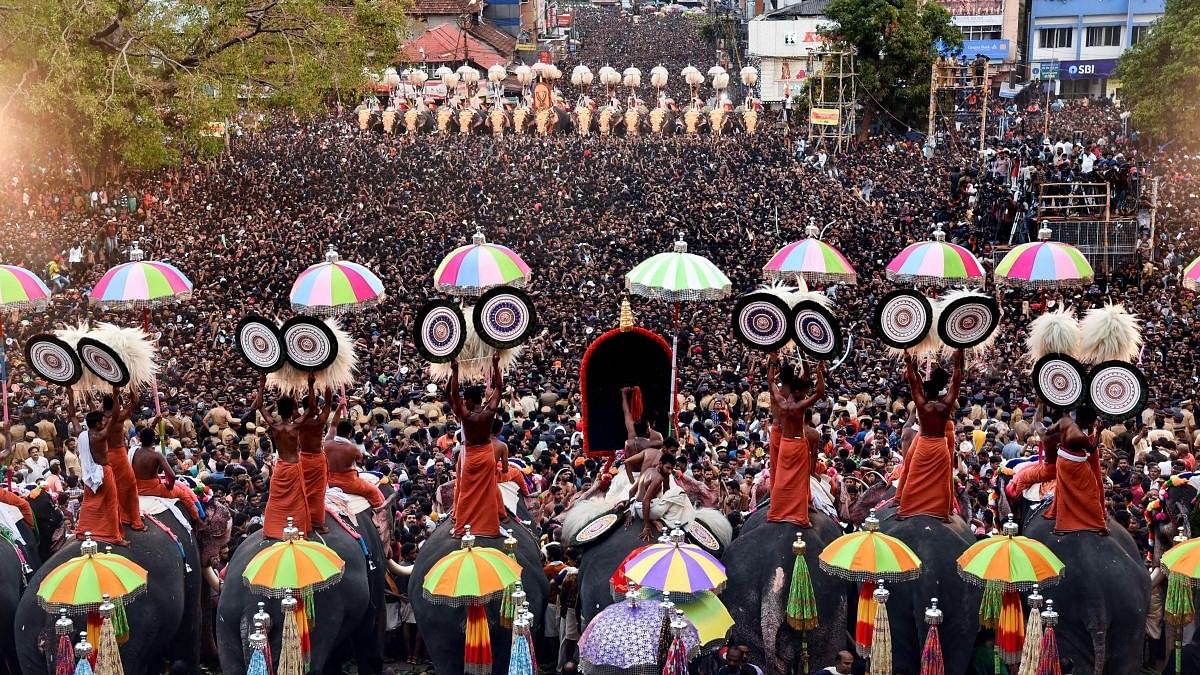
[
  {"left": 503, "top": 529, "right": 518, "bottom": 553},
  {"left": 80, "top": 532, "right": 99, "bottom": 556},
  {"left": 99, "top": 594, "right": 115, "bottom": 617},
  {"left": 74, "top": 632, "right": 93, "bottom": 660},
  {"left": 249, "top": 621, "right": 269, "bottom": 650},
  {"left": 253, "top": 601, "right": 272, "bottom": 634},
  {"left": 925, "top": 598, "right": 943, "bottom": 625},
  {"left": 281, "top": 589, "right": 298, "bottom": 612},
  {"left": 805, "top": 223, "right": 820, "bottom": 238},
  {"left": 673, "top": 232, "right": 688, "bottom": 254},
  {"left": 472, "top": 228, "right": 486, "bottom": 245},
  {"left": 1002, "top": 513, "right": 1019, "bottom": 537},
  {"left": 793, "top": 532, "right": 807, "bottom": 555},
  {"left": 283, "top": 516, "right": 300, "bottom": 541},
  {"left": 1041, "top": 599, "right": 1058, "bottom": 626},
  {"left": 129, "top": 241, "right": 144, "bottom": 262},
  {"left": 864, "top": 509, "right": 880, "bottom": 532},
  {"left": 1175, "top": 526, "right": 1189, "bottom": 545},
  {"left": 511, "top": 581, "right": 526, "bottom": 608},
  {"left": 461, "top": 525, "right": 476, "bottom": 549},
  {"left": 669, "top": 522, "right": 686, "bottom": 544},
  {"left": 324, "top": 245, "right": 339, "bottom": 263},
  {"left": 626, "top": 583, "right": 640, "bottom": 607},
  {"left": 619, "top": 297, "right": 635, "bottom": 330},
  {"left": 933, "top": 227, "right": 947, "bottom": 242},
  {"left": 1038, "top": 223, "right": 1053, "bottom": 241},
  {"left": 872, "top": 580, "right": 889, "bottom": 604},
  {"left": 56, "top": 609, "right": 73, "bottom": 635},
  {"left": 1028, "top": 585, "right": 1043, "bottom": 609}
]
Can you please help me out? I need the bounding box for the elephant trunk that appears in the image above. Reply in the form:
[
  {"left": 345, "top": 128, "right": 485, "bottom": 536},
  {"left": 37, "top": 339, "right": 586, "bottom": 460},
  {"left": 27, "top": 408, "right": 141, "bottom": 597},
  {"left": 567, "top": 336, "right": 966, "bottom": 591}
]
[{"left": 762, "top": 566, "right": 787, "bottom": 675}]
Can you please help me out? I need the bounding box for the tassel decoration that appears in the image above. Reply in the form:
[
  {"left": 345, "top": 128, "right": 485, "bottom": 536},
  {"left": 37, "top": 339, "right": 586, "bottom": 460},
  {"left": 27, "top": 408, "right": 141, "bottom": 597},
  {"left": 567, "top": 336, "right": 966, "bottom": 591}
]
[
  {"left": 93, "top": 598, "right": 124, "bottom": 675},
  {"left": 870, "top": 582, "right": 892, "bottom": 675},
  {"left": 855, "top": 580, "right": 877, "bottom": 657},
  {"left": 247, "top": 622, "right": 270, "bottom": 675},
  {"left": 55, "top": 610, "right": 75, "bottom": 675},
  {"left": 997, "top": 589, "right": 1025, "bottom": 664},
  {"left": 979, "top": 579, "right": 1003, "bottom": 628},
  {"left": 1166, "top": 570, "right": 1195, "bottom": 626},
  {"left": 1019, "top": 587, "right": 1044, "bottom": 675},
  {"left": 111, "top": 596, "right": 129, "bottom": 644},
  {"left": 656, "top": 600, "right": 674, "bottom": 668},
  {"left": 507, "top": 603, "right": 536, "bottom": 675},
  {"left": 920, "top": 599, "right": 944, "bottom": 675},
  {"left": 86, "top": 611, "right": 101, "bottom": 653},
  {"left": 1034, "top": 600, "right": 1061, "bottom": 675},
  {"left": 73, "top": 632, "right": 94, "bottom": 675},
  {"left": 500, "top": 533, "right": 520, "bottom": 628},
  {"left": 278, "top": 592, "right": 303, "bottom": 675},
  {"left": 662, "top": 610, "right": 690, "bottom": 675},
  {"left": 464, "top": 601, "right": 492, "bottom": 675},
  {"left": 786, "top": 533, "right": 819, "bottom": 630}
]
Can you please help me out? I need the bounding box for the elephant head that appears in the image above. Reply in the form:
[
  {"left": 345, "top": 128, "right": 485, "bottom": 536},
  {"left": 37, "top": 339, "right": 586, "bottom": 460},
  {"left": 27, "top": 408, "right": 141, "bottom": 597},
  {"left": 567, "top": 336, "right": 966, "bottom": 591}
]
[
  {"left": 682, "top": 108, "right": 706, "bottom": 135},
  {"left": 458, "top": 108, "right": 482, "bottom": 136},
  {"left": 403, "top": 108, "right": 431, "bottom": 135},
  {"left": 381, "top": 109, "right": 397, "bottom": 135},
  {"left": 487, "top": 108, "right": 510, "bottom": 137},
  {"left": 574, "top": 107, "right": 594, "bottom": 137},
  {"left": 708, "top": 108, "right": 732, "bottom": 136},
  {"left": 740, "top": 108, "right": 760, "bottom": 136},
  {"left": 648, "top": 107, "right": 675, "bottom": 135},
  {"left": 435, "top": 107, "right": 455, "bottom": 135},
  {"left": 623, "top": 108, "right": 642, "bottom": 137},
  {"left": 512, "top": 106, "right": 533, "bottom": 135},
  {"left": 597, "top": 107, "right": 621, "bottom": 137}
]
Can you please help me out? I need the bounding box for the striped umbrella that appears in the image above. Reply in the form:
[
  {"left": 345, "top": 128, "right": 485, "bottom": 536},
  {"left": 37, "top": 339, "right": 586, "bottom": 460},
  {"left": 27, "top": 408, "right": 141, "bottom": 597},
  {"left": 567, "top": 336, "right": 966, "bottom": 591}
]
[
  {"left": 89, "top": 242, "right": 192, "bottom": 308},
  {"left": 625, "top": 235, "right": 732, "bottom": 302},
  {"left": 0, "top": 264, "right": 52, "bottom": 312},
  {"left": 243, "top": 538, "right": 346, "bottom": 597},
  {"left": 819, "top": 511, "right": 922, "bottom": 583},
  {"left": 1161, "top": 528, "right": 1200, "bottom": 675},
  {"left": 422, "top": 535, "right": 523, "bottom": 605},
  {"left": 622, "top": 531, "right": 727, "bottom": 598},
  {"left": 763, "top": 224, "right": 857, "bottom": 285},
  {"left": 433, "top": 229, "right": 532, "bottom": 296},
  {"left": 37, "top": 537, "right": 148, "bottom": 613},
  {"left": 1184, "top": 256, "right": 1200, "bottom": 292},
  {"left": 676, "top": 590, "right": 735, "bottom": 648},
  {"left": 290, "top": 246, "right": 385, "bottom": 316},
  {"left": 886, "top": 229, "right": 985, "bottom": 287},
  {"left": 994, "top": 226, "right": 1093, "bottom": 289}
]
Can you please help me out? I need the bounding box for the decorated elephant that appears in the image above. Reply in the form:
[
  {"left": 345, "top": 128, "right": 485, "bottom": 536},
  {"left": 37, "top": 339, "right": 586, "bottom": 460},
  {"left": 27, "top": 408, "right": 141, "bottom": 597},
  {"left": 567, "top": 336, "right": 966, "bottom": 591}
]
[
  {"left": 1, "top": 519, "right": 40, "bottom": 675},
  {"left": 216, "top": 501, "right": 389, "bottom": 675},
  {"left": 736, "top": 106, "right": 761, "bottom": 135},
  {"left": 596, "top": 105, "right": 624, "bottom": 137},
  {"left": 573, "top": 106, "right": 596, "bottom": 137},
  {"left": 512, "top": 106, "right": 536, "bottom": 135},
  {"left": 621, "top": 107, "right": 648, "bottom": 137},
  {"left": 456, "top": 107, "right": 486, "bottom": 136},
  {"left": 708, "top": 107, "right": 734, "bottom": 136},
  {"left": 722, "top": 508, "right": 846, "bottom": 675},
  {"left": 535, "top": 106, "right": 573, "bottom": 136},
  {"left": 648, "top": 107, "right": 677, "bottom": 135},
  {"left": 435, "top": 105, "right": 457, "bottom": 135},
  {"left": 16, "top": 506, "right": 201, "bottom": 675},
  {"left": 681, "top": 107, "right": 708, "bottom": 135},
  {"left": 1004, "top": 486, "right": 1150, "bottom": 674},
  {"left": 402, "top": 107, "right": 435, "bottom": 135},
  {"left": 408, "top": 519, "right": 549, "bottom": 674},
  {"left": 485, "top": 107, "right": 511, "bottom": 137}
]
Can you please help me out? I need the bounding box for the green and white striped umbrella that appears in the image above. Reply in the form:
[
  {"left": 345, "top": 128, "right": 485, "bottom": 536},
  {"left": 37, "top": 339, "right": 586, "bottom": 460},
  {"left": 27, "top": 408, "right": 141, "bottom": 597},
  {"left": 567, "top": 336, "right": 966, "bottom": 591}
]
[{"left": 625, "top": 236, "right": 732, "bottom": 302}]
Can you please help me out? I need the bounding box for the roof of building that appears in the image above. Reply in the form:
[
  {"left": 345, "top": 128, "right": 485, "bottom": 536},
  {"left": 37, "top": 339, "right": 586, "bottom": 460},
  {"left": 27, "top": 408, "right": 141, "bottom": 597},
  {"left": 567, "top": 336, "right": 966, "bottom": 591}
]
[
  {"left": 466, "top": 22, "right": 517, "bottom": 55},
  {"left": 408, "top": 0, "right": 482, "bottom": 16},
  {"left": 756, "top": 0, "right": 830, "bottom": 19},
  {"left": 400, "top": 22, "right": 508, "bottom": 68}
]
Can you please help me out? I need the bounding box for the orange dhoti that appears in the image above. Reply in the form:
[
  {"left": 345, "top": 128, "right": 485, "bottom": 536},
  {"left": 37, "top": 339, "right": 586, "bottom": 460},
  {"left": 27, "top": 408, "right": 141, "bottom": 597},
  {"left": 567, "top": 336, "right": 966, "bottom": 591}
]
[
  {"left": 299, "top": 451, "right": 327, "bottom": 530},
  {"left": 264, "top": 459, "right": 310, "bottom": 539},
  {"left": 0, "top": 488, "right": 33, "bottom": 527},
  {"left": 77, "top": 466, "right": 125, "bottom": 544},
  {"left": 1052, "top": 452, "right": 1107, "bottom": 534},
  {"left": 108, "top": 446, "right": 145, "bottom": 530},
  {"left": 1009, "top": 461, "right": 1057, "bottom": 509},
  {"left": 897, "top": 433, "right": 955, "bottom": 519},
  {"left": 454, "top": 444, "right": 502, "bottom": 537},
  {"left": 136, "top": 478, "right": 200, "bottom": 522},
  {"left": 170, "top": 483, "right": 201, "bottom": 522},
  {"left": 768, "top": 425, "right": 782, "bottom": 491},
  {"left": 328, "top": 470, "right": 385, "bottom": 508},
  {"left": 767, "top": 436, "right": 812, "bottom": 527}
]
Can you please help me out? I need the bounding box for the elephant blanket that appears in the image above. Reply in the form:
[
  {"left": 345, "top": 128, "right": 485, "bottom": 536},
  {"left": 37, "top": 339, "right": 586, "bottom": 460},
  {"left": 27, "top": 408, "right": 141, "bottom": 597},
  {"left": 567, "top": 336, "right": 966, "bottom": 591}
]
[{"left": 0, "top": 501, "right": 28, "bottom": 544}]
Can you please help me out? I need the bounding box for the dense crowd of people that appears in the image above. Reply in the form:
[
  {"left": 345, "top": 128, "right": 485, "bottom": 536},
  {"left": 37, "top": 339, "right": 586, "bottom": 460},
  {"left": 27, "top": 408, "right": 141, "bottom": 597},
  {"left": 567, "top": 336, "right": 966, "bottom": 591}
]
[{"left": 2, "top": 6, "right": 1200, "bottom": 674}]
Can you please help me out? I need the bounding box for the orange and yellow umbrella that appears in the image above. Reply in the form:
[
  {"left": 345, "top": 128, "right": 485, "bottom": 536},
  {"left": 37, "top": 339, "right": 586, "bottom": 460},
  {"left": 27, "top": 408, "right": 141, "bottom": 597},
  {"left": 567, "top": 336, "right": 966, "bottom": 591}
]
[
  {"left": 422, "top": 537, "right": 523, "bottom": 606},
  {"left": 819, "top": 511, "right": 922, "bottom": 583},
  {"left": 243, "top": 539, "right": 346, "bottom": 597},
  {"left": 956, "top": 522, "right": 1064, "bottom": 591},
  {"left": 37, "top": 538, "right": 148, "bottom": 613}
]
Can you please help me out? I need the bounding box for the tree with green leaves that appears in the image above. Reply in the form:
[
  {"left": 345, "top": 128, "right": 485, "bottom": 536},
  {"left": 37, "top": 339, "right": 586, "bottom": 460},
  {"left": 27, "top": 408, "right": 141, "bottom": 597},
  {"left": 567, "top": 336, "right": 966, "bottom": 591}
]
[
  {"left": 1117, "top": 0, "right": 1200, "bottom": 145},
  {"left": 0, "top": 0, "right": 408, "bottom": 182},
  {"left": 820, "top": 0, "right": 961, "bottom": 132}
]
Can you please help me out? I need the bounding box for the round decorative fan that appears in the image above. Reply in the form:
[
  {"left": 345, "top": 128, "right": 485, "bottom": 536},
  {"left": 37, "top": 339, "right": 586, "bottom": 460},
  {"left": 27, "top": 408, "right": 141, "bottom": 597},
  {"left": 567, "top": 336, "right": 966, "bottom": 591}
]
[
  {"left": 280, "top": 316, "right": 339, "bottom": 372},
  {"left": 76, "top": 337, "right": 131, "bottom": 386},
  {"left": 569, "top": 511, "right": 623, "bottom": 548},
  {"left": 414, "top": 300, "right": 467, "bottom": 363},
  {"left": 937, "top": 295, "right": 1000, "bottom": 349},
  {"left": 1085, "top": 361, "right": 1148, "bottom": 422},
  {"left": 1032, "top": 353, "right": 1087, "bottom": 410},
  {"left": 791, "top": 300, "right": 843, "bottom": 360},
  {"left": 873, "top": 289, "right": 932, "bottom": 350},
  {"left": 731, "top": 292, "right": 792, "bottom": 352},
  {"left": 24, "top": 335, "right": 83, "bottom": 386},
  {"left": 684, "top": 520, "right": 724, "bottom": 557},
  {"left": 472, "top": 286, "right": 537, "bottom": 350},
  {"left": 235, "top": 315, "right": 285, "bottom": 373}
]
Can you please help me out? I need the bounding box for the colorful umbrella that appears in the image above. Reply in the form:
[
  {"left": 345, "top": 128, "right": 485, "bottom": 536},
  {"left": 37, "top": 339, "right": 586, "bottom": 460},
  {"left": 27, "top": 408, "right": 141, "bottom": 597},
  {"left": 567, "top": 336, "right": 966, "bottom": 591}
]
[
  {"left": 818, "top": 511, "right": 922, "bottom": 583},
  {"left": 622, "top": 531, "right": 727, "bottom": 598},
  {"left": 957, "top": 517, "right": 1064, "bottom": 669},
  {"left": 1184, "top": 256, "right": 1200, "bottom": 292},
  {"left": 578, "top": 591, "right": 701, "bottom": 674},
  {"left": 625, "top": 235, "right": 732, "bottom": 302},
  {"left": 763, "top": 224, "right": 857, "bottom": 285},
  {"left": 676, "top": 591, "right": 734, "bottom": 648},
  {"left": 290, "top": 246, "right": 385, "bottom": 316},
  {"left": 421, "top": 529, "right": 523, "bottom": 605},
  {"left": 243, "top": 538, "right": 345, "bottom": 597},
  {"left": 0, "top": 264, "right": 52, "bottom": 312},
  {"left": 37, "top": 536, "right": 148, "bottom": 613},
  {"left": 1161, "top": 528, "right": 1200, "bottom": 674},
  {"left": 886, "top": 228, "right": 985, "bottom": 287},
  {"left": 433, "top": 229, "right": 532, "bottom": 296},
  {"left": 89, "top": 242, "right": 193, "bottom": 308},
  {"left": 994, "top": 226, "right": 1094, "bottom": 289}
]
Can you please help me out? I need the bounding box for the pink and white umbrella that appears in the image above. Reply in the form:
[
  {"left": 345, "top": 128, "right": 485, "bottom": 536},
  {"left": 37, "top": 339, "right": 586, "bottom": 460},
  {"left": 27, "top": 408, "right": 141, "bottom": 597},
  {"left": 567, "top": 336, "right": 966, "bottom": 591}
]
[
  {"left": 290, "top": 246, "right": 385, "bottom": 316},
  {"left": 0, "top": 265, "right": 52, "bottom": 422},
  {"left": 886, "top": 229, "right": 985, "bottom": 288},
  {"left": 1184, "top": 256, "right": 1200, "bottom": 292},
  {"left": 433, "top": 229, "right": 532, "bottom": 297}
]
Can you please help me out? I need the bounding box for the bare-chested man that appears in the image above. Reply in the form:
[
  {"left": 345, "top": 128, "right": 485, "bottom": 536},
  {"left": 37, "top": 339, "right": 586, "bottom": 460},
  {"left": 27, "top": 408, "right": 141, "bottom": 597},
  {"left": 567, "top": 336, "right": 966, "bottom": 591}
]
[
  {"left": 766, "top": 360, "right": 825, "bottom": 528},
  {"left": 103, "top": 385, "right": 145, "bottom": 531},
  {"left": 633, "top": 452, "right": 678, "bottom": 541},
  {"left": 132, "top": 425, "right": 199, "bottom": 523},
  {"left": 296, "top": 376, "right": 333, "bottom": 533},
  {"left": 324, "top": 399, "right": 385, "bottom": 509},
  {"left": 621, "top": 386, "right": 664, "bottom": 495},
  {"left": 254, "top": 375, "right": 310, "bottom": 537},
  {"left": 67, "top": 387, "right": 126, "bottom": 545},
  {"left": 1038, "top": 407, "right": 1107, "bottom": 535},
  {"left": 449, "top": 354, "right": 504, "bottom": 537},
  {"left": 895, "top": 350, "right": 963, "bottom": 520}
]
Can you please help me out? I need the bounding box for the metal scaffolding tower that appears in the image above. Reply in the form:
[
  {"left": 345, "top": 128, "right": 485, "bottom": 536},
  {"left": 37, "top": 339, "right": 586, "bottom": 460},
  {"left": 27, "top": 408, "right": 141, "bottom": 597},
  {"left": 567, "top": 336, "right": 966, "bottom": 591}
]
[
  {"left": 926, "top": 56, "right": 990, "bottom": 162},
  {"left": 806, "top": 47, "right": 856, "bottom": 153}
]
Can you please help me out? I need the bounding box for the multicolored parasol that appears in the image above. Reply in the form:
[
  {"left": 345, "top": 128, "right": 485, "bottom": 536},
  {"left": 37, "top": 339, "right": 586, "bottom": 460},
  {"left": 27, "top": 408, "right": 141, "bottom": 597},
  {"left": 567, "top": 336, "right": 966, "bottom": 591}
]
[
  {"left": 763, "top": 224, "right": 857, "bottom": 285},
  {"left": 818, "top": 511, "right": 922, "bottom": 584},
  {"left": 290, "top": 246, "right": 385, "bottom": 316},
  {"left": 622, "top": 529, "right": 727, "bottom": 598},
  {"left": 578, "top": 590, "right": 701, "bottom": 674},
  {"left": 675, "top": 591, "right": 735, "bottom": 648},
  {"left": 242, "top": 530, "right": 346, "bottom": 597},
  {"left": 625, "top": 235, "right": 732, "bottom": 302},
  {"left": 994, "top": 226, "right": 1094, "bottom": 289},
  {"left": 957, "top": 517, "right": 1064, "bottom": 668},
  {"left": 0, "top": 264, "right": 52, "bottom": 311},
  {"left": 37, "top": 535, "right": 148, "bottom": 613},
  {"left": 886, "top": 228, "right": 985, "bottom": 287},
  {"left": 1160, "top": 528, "right": 1200, "bottom": 674},
  {"left": 89, "top": 242, "right": 193, "bottom": 308},
  {"left": 433, "top": 229, "right": 532, "bottom": 296},
  {"left": 1184, "top": 256, "right": 1200, "bottom": 292}
]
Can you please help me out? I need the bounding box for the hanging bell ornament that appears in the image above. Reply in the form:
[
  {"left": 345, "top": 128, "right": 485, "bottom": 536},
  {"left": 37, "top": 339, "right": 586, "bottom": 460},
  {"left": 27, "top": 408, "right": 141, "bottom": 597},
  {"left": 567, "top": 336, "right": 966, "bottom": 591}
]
[
  {"left": 74, "top": 632, "right": 93, "bottom": 660},
  {"left": 925, "top": 598, "right": 943, "bottom": 626},
  {"left": 55, "top": 609, "right": 74, "bottom": 635},
  {"left": 253, "top": 601, "right": 272, "bottom": 635}
]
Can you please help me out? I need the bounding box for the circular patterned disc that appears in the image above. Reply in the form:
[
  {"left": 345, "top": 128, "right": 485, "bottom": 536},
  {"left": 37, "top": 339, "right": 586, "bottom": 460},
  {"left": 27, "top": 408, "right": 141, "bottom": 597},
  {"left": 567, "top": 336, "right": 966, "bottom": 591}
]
[
  {"left": 76, "top": 337, "right": 130, "bottom": 386},
  {"left": 415, "top": 300, "right": 467, "bottom": 363},
  {"left": 24, "top": 334, "right": 82, "bottom": 386},
  {"left": 731, "top": 292, "right": 791, "bottom": 352},
  {"left": 1032, "top": 353, "right": 1087, "bottom": 410},
  {"left": 473, "top": 286, "right": 536, "bottom": 350},
  {"left": 235, "top": 315, "right": 285, "bottom": 373},
  {"left": 1086, "top": 361, "right": 1148, "bottom": 422},
  {"left": 280, "top": 316, "right": 339, "bottom": 371},
  {"left": 791, "top": 300, "right": 843, "bottom": 360},
  {"left": 937, "top": 295, "right": 1000, "bottom": 349},
  {"left": 685, "top": 520, "right": 723, "bottom": 556},
  {"left": 570, "top": 512, "right": 622, "bottom": 547},
  {"left": 873, "top": 289, "right": 932, "bottom": 349}
]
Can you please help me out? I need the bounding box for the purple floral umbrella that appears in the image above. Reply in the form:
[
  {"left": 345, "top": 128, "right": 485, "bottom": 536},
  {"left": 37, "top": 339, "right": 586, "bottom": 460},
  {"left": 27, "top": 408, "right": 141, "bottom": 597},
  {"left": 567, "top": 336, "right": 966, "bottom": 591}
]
[{"left": 579, "top": 591, "right": 701, "bottom": 675}]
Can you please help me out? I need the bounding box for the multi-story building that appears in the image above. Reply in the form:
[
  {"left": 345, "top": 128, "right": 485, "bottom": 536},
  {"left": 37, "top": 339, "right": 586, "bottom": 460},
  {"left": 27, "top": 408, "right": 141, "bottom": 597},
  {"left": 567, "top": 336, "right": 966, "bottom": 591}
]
[
  {"left": 1027, "top": 0, "right": 1164, "bottom": 98},
  {"left": 938, "top": 0, "right": 1024, "bottom": 68}
]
